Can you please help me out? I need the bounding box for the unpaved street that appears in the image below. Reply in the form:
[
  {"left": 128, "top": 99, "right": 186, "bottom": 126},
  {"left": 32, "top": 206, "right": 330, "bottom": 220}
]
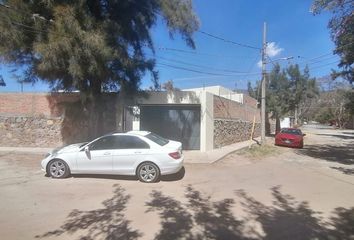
[{"left": 1, "top": 125, "right": 354, "bottom": 239}]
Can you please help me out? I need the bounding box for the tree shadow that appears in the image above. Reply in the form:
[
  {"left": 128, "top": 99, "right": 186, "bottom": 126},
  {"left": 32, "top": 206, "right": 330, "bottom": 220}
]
[
  {"left": 147, "top": 186, "right": 354, "bottom": 240},
  {"left": 315, "top": 133, "right": 354, "bottom": 140},
  {"left": 236, "top": 186, "right": 328, "bottom": 240},
  {"left": 330, "top": 167, "right": 354, "bottom": 175},
  {"left": 146, "top": 185, "right": 251, "bottom": 240},
  {"left": 35, "top": 184, "right": 141, "bottom": 240},
  {"left": 342, "top": 132, "right": 354, "bottom": 135},
  {"left": 295, "top": 143, "right": 354, "bottom": 165}
]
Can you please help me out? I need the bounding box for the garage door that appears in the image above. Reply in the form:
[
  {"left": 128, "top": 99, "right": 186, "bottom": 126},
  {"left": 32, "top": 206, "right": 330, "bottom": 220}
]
[{"left": 140, "top": 105, "right": 201, "bottom": 150}]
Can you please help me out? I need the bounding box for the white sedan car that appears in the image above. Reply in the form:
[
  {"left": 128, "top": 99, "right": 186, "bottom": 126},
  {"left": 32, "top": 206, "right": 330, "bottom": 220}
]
[{"left": 41, "top": 131, "right": 183, "bottom": 183}]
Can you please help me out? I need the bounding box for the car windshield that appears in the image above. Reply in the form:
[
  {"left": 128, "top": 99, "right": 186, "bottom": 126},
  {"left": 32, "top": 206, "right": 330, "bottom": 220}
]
[
  {"left": 79, "top": 142, "right": 88, "bottom": 148},
  {"left": 281, "top": 129, "right": 302, "bottom": 135},
  {"left": 145, "top": 133, "right": 169, "bottom": 146}
]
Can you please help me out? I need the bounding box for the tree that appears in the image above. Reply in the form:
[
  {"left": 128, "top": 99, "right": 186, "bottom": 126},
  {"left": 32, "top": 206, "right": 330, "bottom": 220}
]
[
  {"left": 249, "top": 64, "right": 319, "bottom": 132},
  {"left": 314, "top": 88, "right": 353, "bottom": 128},
  {"left": 0, "top": 0, "right": 199, "bottom": 138},
  {"left": 162, "top": 79, "right": 180, "bottom": 91},
  {"left": 292, "top": 66, "right": 320, "bottom": 123},
  {"left": 267, "top": 64, "right": 290, "bottom": 132},
  {"left": 312, "top": 0, "right": 354, "bottom": 83}
]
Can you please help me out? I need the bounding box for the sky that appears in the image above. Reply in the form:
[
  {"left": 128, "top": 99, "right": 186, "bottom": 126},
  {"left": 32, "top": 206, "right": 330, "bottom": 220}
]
[{"left": 0, "top": 0, "right": 339, "bottom": 92}]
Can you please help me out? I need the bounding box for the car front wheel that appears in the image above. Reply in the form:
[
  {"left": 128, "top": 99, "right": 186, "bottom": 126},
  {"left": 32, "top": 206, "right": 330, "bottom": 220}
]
[
  {"left": 48, "top": 159, "right": 70, "bottom": 178},
  {"left": 137, "top": 162, "right": 160, "bottom": 183}
]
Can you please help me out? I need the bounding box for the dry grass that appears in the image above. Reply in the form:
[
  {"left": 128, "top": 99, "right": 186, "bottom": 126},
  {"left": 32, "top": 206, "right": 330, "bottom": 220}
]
[{"left": 237, "top": 143, "right": 281, "bottom": 159}]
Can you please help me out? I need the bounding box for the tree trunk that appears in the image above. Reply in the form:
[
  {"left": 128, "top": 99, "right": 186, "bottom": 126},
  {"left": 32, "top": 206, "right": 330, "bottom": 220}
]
[
  {"left": 86, "top": 80, "right": 104, "bottom": 140},
  {"left": 275, "top": 115, "right": 281, "bottom": 134},
  {"left": 294, "top": 106, "right": 298, "bottom": 126}
]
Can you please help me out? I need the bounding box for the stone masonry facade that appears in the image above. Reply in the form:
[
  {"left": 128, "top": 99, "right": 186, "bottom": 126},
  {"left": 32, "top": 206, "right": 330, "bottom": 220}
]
[
  {"left": 0, "top": 93, "right": 117, "bottom": 147},
  {"left": 213, "top": 95, "right": 261, "bottom": 148}
]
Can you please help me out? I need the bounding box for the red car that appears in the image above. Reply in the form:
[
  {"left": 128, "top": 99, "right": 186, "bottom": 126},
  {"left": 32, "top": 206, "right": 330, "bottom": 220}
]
[{"left": 275, "top": 128, "right": 305, "bottom": 148}]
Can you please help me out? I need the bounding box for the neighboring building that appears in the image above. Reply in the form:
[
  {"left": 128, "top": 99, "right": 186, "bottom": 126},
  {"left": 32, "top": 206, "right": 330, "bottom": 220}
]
[{"left": 0, "top": 86, "right": 261, "bottom": 152}]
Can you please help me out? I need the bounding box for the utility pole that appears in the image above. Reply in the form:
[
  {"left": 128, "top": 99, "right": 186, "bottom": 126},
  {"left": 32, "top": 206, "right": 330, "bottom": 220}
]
[{"left": 261, "top": 22, "right": 267, "bottom": 145}]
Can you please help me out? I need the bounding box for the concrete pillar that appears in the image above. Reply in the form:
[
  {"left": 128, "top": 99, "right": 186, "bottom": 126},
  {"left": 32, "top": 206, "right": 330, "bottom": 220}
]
[{"left": 200, "top": 91, "right": 214, "bottom": 152}]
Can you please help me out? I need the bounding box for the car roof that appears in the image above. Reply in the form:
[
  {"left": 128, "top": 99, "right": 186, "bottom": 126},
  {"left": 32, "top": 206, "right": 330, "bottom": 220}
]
[{"left": 126, "top": 131, "right": 151, "bottom": 136}]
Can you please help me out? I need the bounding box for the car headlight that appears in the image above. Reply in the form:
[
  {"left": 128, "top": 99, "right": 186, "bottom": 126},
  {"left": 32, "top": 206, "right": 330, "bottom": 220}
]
[{"left": 44, "top": 153, "right": 51, "bottom": 158}]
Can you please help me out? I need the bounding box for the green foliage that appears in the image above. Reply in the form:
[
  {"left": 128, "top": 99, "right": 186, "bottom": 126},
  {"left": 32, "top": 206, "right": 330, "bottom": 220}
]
[
  {"left": 312, "top": 0, "right": 354, "bottom": 83},
  {"left": 267, "top": 63, "right": 290, "bottom": 119},
  {"left": 0, "top": 0, "right": 200, "bottom": 95},
  {"left": 314, "top": 107, "right": 334, "bottom": 124},
  {"left": 248, "top": 64, "right": 319, "bottom": 128},
  {"left": 313, "top": 88, "right": 353, "bottom": 127}
]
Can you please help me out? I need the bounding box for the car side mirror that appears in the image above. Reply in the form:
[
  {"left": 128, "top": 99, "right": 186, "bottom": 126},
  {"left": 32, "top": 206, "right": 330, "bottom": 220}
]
[
  {"left": 84, "top": 145, "right": 90, "bottom": 153},
  {"left": 84, "top": 146, "right": 91, "bottom": 159}
]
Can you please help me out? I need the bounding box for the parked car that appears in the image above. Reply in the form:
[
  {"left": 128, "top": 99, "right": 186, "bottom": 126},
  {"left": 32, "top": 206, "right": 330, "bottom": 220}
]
[
  {"left": 274, "top": 128, "right": 305, "bottom": 148},
  {"left": 41, "top": 131, "right": 183, "bottom": 183}
]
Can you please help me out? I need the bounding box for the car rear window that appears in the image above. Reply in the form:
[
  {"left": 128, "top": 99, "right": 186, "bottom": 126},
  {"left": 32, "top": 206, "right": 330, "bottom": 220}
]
[{"left": 145, "top": 133, "right": 169, "bottom": 146}]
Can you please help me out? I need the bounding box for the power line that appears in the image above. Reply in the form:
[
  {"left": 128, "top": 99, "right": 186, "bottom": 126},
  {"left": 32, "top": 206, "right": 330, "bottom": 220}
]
[
  {"left": 296, "top": 41, "right": 354, "bottom": 65},
  {"left": 309, "top": 60, "right": 340, "bottom": 71},
  {"left": 157, "top": 47, "right": 256, "bottom": 59},
  {"left": 157, "top": 62, "right": 261, "bottom": 76},
  {"left": 150, "top": 54, "right": 258, "bottom": 74},
  {"left": 307, "top": 55, "right": 338, "bottom": 65},
  {"left": 197, "top": 30, "right": 261, "bottom": 50}
]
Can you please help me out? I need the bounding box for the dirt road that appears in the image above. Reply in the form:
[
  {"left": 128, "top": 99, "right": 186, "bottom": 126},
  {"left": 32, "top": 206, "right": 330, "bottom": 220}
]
[{"left": 0, "top": 125, "right": 353, "bottom": 239}]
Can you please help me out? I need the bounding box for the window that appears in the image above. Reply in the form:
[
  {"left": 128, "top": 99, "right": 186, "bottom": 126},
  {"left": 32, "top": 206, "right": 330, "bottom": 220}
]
[
  {"left": 89, "top": 136, "right": 116, "bottom": 150},
  {"left": 145, "top": 133, "right": 169, "bottom": 146},
  {"left": 281, "top": 129, "right": 302, "bottom": 135},
  {"left": 116, "top": 135, "right": 150, "bottom": 149}
]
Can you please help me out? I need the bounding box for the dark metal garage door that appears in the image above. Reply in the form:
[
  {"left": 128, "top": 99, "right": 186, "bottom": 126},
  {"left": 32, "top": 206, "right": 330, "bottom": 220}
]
[{"left": 140, "top": 105, "right": 201, "bottom": 150}]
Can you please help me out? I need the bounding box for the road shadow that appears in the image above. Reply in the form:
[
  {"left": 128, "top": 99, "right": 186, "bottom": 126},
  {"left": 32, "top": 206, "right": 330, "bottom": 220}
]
[
  {"left": 236, "top": 186, "right": 354, "bottom": 240},
  {"left": 146, "top": 185, "right": 250, "bottom": 239},
  {"left": 35, "top": 184, "right": 141, "bottom": 240},
  {"left": 160, "top": 167, "right": 185, "bottom": 182},
  {"left": 295, "top": 143, "right": 354, "bottom": 165},
  {"left": 331, "top": 167, "right": 354, "bottom": 175},
  {"left": 342, "top": 132, "right": 354, "bottom": 135},
  {"left": 315, "top": 133, "right": 354, "bottom": 140},
  {"left": 146, "top": 185, "right": 354, "bottom": 240},
  {"left": 45, "top": 167, "right": 186, "bottom": 182},
  {"left": 36, "top": 185, "right": 354, "bottom": 240}
]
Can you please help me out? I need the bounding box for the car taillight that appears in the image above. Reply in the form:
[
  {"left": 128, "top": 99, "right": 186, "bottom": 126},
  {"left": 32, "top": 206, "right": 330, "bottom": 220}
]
[{"left": 168, "top": 152, "right": 181, "bottom": 159}]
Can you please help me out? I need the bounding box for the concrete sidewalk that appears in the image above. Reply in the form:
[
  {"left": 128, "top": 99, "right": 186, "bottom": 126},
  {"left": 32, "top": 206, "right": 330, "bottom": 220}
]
[
  {"left": 184, "top": 138, "right": 260, "bottom": 164},
  {"left": 0, "top": 138, "right": 260, "bottom": 163}
]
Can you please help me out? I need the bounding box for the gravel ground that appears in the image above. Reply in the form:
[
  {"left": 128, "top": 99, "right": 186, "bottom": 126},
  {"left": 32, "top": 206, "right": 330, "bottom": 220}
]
[{"left": 0, "top": 125, "right": 353, "bottom": 240}]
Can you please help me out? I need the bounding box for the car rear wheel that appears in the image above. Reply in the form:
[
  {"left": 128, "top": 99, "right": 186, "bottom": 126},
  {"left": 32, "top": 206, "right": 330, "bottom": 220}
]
[
  {"left": 137, "top": 162, "right": 160, "bottom": 183},
  {"left": 48, "top": 159, "right": 70, "bottom": 178}
]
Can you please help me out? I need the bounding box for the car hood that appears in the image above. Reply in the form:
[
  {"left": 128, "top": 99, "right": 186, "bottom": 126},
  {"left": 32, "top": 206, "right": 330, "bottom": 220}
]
[
  {"left": 277, "top": 133, "right": 302, "bottom": 140},
  {"left": 52, "top": 142, "right": 88, "bottom": 154}
]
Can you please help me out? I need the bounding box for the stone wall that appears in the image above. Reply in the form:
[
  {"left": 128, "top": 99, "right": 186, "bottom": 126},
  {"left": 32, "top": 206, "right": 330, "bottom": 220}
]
[
  {"left": 214, "top": 95, "right": 260, "bottom": 122},
  {"left": 213, "top": 95, "right": 261, "bottom": 148},
  {"left": 0, "top": 93, "right": 119, "bottom": 147},
  {"left": 214, "top": 119, "right": 261, "bottom": 148},
  {"left": 0, "top": 116, "right": 63, "bottom": 147}
]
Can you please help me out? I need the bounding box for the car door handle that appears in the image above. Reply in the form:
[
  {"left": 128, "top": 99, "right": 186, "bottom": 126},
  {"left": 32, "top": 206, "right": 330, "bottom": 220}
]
[{"left": 103, "top": 152, "right": 111, "bottom": 155}]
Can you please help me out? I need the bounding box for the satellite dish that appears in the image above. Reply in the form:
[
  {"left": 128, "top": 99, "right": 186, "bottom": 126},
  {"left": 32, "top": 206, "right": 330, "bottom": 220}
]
[{"left": 0, "top": 75, "right": 6, "bottom": 86}]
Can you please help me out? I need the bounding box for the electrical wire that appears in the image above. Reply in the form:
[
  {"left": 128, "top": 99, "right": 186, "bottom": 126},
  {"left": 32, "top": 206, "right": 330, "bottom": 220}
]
[
  {"left": 149, "top": 54, "right": 258, "bottom": 74},
  {"left": 197, "top": 30, "right": 261, "bottom": 50},
  {"left": 157, "top": 62, "right": 261, "bottom": 76}
]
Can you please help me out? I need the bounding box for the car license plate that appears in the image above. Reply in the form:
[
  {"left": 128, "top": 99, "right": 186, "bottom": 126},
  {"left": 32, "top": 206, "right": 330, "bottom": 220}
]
[{"left": 285, "top": 140, "right": 291, "bottom": 144}]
